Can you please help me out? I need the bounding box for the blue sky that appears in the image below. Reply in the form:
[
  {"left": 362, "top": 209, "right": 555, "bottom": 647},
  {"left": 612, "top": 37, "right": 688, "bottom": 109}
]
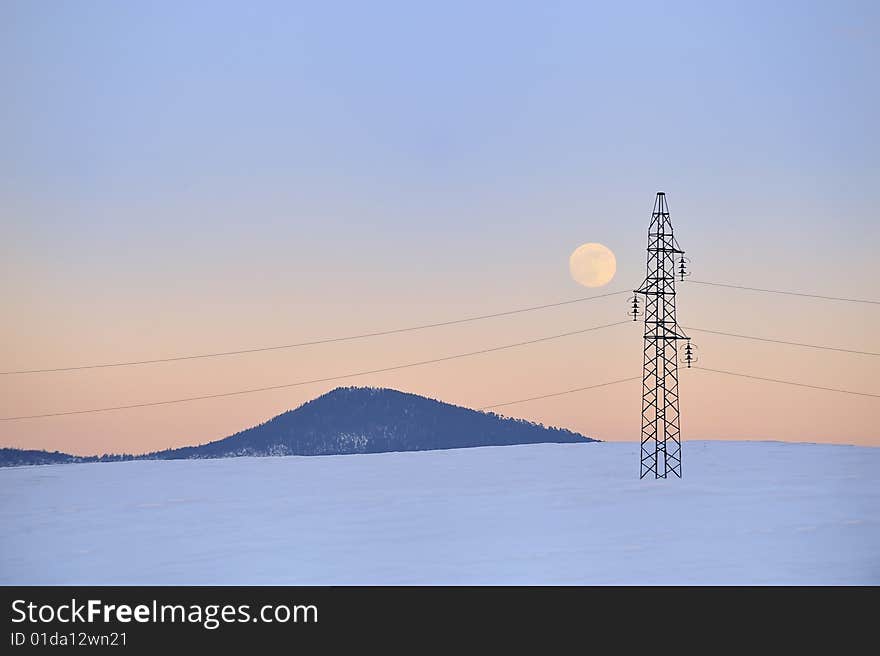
[{"left": 1, "top": 1, "right": 878, "bottom": 453}]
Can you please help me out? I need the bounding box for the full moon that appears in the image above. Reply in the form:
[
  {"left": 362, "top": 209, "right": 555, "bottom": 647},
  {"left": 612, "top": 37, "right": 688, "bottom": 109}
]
[{"left": 569, "top": 242, "right": 617, "bottom": 287}]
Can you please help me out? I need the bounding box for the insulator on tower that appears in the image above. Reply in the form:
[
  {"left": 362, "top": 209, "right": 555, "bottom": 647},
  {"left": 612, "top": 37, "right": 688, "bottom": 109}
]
[
  {"left": 678, "top": 340, "right": 699, "bottom": 368},
  {"left": 678, "top": 256, "right": 690, "bottom": 282},
  {"left": 627, "top": 295, "right": 641, "bottom": 321}
]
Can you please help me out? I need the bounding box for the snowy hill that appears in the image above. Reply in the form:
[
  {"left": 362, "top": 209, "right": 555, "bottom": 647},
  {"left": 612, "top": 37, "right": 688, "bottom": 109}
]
[
  {"left": 0, "top": 448, "right": 134, "bottom": 467},
  {"left": 0, "top": 387, "right": 592, "bottom": 467},
  {"left": 0, "top": 447, "right": 85, "bottom": 467},
  {"left": 1, "top": 441, "right": 877, "bottom": 584}
]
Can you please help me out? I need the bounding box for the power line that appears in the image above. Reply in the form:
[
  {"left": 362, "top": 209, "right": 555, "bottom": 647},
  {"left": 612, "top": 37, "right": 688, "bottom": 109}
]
[
  {"left": 5, "top": 279, "right": 876, "bottom": 377},
  {"left": 694, "top": 366, "right": 880, "bottom": 399},
  {"left": 685, "top": 327, "right": 880, "bottom": 357},
  {"left": 688, "top": 280, "right": 880, "bottom": 306},
  {"left": 0, "top": 289, "right": 631, "bottom": 376},
  {"left": 0, "top": 321, "right": 629, "bottom": 421},
  {"left": 478, "top": 362, "right": 880, "bottom": 416},
  {"left": 479, "top": 376, "right": 641, "bottom": 410},
  {"left": 478, "top": 364, "right": 880, "bottom": 415}
]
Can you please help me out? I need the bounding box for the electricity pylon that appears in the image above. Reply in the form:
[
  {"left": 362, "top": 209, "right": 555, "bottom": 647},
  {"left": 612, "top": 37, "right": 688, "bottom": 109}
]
[{"left": 632, "top": 192, "right": 691, "bottom": 479}]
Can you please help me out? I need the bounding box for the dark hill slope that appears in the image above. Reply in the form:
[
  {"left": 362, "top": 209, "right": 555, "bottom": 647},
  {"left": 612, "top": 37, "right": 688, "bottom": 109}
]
[{"left": 148, "top": 386, "right": 595, "bottom": 459}]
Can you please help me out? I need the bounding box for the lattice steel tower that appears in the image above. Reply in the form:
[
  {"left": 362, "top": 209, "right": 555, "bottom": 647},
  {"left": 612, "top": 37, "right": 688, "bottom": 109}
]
[{"left": 632, "top": 192, "right": 691, "bottom": 479}]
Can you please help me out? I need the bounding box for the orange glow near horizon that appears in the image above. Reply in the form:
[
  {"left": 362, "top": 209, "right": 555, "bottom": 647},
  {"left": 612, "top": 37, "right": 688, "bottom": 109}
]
[{"left": 1, "top": 277, "right": 876, "bottom": 456}]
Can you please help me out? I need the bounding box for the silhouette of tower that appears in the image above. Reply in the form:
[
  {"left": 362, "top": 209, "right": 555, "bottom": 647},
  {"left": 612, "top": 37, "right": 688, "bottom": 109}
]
[{"left": 633, "top": 192, "right": 691, "bottom": 479}]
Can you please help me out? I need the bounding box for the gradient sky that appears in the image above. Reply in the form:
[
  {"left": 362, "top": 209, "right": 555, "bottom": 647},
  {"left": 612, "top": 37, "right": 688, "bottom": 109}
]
[{"left": 1, "top": 1, "right": 878, "bottom": 455}]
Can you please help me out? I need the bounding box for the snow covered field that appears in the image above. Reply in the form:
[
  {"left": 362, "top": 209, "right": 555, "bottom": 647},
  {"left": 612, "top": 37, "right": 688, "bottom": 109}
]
[{"left": 1, "top": 441, "right": 877, "bottom": 585}]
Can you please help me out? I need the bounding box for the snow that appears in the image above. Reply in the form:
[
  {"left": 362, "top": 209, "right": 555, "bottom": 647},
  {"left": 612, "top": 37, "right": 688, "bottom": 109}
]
[{"left": 1, "top": 441, "right": 878, "bottom": 584}]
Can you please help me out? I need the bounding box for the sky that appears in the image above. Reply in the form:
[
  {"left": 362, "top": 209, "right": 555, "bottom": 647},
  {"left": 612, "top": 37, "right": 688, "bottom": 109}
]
[{"left": 1, "top": 0, "right": 878, "bottom": 455}]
